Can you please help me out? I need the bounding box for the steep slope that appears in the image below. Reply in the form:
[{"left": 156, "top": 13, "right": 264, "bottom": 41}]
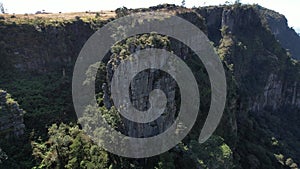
[
  {"left": 0, "top": 90, "right": 27, "bottom": 167},
  {"left": 0, "top": 89, "right": 25, "bottom": 138},
  {"left": 0, "top": 4, "right": 299, "bottom": 169},
  {"left": 255, "top": 5, "right": 300, "bottom": 60},
  {"left": 197, "top": 4, "right": 300, "bottom": 168}
]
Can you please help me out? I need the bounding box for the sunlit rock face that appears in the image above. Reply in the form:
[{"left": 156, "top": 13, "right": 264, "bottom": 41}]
[{"left": 0, "top": 90, "right": 25, "bottom": 138}]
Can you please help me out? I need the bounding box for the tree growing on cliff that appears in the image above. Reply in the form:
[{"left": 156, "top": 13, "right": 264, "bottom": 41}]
[
  {"left": 115, "top": 7, "right": 129, "bottom": 18},
  {"left": 32, "top": 123, "right": 110, "bottom": 169},
  {"left": 235, "top": 0, "right": 241, "bottom": 4}
]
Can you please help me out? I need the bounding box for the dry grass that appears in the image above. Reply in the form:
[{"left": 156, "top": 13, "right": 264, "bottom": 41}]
[{"left": 0, "top": 11, "right": 116, "bottom": 24}]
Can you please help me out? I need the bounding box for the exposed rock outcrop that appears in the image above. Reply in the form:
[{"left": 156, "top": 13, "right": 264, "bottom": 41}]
[
  {"left": 251, "top": 73, "right": 300, "bottom": 112},
  {"left": 104, "top": 34, "right": 178, "bottom": 138},
  {"left": 0, "top": 4, "right": 299, "bottom": 168},
  {"left": 0, "top": 20, "right": 96, "bottom": 72},
  {"left": 255, "top": 6, "right": 300, "bottom": 60},
  {"left": 0, "top": 90, "right": 25, "bottom": 138},
  {"left": 197, "top": 4, "right": 300, "bottom": 166}
]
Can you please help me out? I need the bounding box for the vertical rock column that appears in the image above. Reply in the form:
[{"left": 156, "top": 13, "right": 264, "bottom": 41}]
[{"left": 0, "top": 90, "right": 25, "bottom": 138}]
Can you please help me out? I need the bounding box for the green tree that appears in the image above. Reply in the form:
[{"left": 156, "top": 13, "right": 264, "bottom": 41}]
[
  {"left": 235, "top": 0, "right": 240, "bottom": 4},
  {"left": 156, "top": 152, "right": 176, "bottom": 169},
  {"left": 32, "top": 123, "right": 109, "bottom": 169},
  {"left": 187, "top": 136, "right": 234, "bottom": 168},
  {"left": 115, "top": 7, "right": 129, "bottom": 18}
]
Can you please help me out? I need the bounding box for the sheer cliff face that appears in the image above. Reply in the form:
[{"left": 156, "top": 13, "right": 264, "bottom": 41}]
[
  {"left": 251, "top": 73, "right": 300, "bottom": 112},
  {"left": 197, "top": 5, "right": 300, "bottom": 166},
  {"left": 197, "top": 5, "right": 300, "bottom": 60},
  {"left": 106, "top": 61, "right": 178, "bottom": 138},
  {"left": 256, "top": 6, "right": 300, "bottom": 60},
  {"left": 0, "top": 90, "right": 25, "bottom": 138},
  {"left": 197, "top": 5, "right": 300, "bottom": 111},
  {"left": 0, "top": 4, "right": 299, "bottom": 168},
  {"left": 0, "top": 20, "right": 95, "bottom": 72}
]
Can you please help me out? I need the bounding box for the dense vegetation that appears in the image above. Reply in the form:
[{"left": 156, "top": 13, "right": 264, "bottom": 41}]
[{"left": 0, "top": 3, "right": 299, "bottom": 169}]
